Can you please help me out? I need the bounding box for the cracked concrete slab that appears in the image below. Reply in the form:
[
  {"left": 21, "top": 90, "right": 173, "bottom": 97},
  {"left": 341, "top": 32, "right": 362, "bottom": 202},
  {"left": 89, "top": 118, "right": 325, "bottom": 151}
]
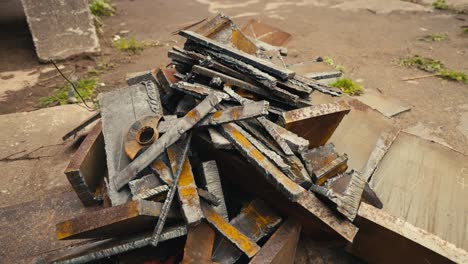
[
  {"left": 20, "top": 0, "right": 100, "bottom": 61},
  {"left": 0, "top": 105, "right": 97, "bottom": 207}
]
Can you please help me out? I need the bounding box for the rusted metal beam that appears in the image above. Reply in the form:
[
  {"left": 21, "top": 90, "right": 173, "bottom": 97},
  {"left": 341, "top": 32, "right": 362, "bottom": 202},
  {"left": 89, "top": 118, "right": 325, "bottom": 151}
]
[
  {"left": 301, "top": 143, "right": 338, "bottom": 180},
  {"left": 45, "top": 225, "right": 187, "bottom": 264},
  {"left": 180, "top": 30, "right": 294, "bottom": 80},
  {"left": 171, "top": 81, "right": 227, "bottom": 100},
  {"left": 249, "top": 218, "right": 302, "bottom": 264},
  {"left": 201, "top": 202, "right": 261, "bottom": 258},
  {"left": 64, "top": 121, "right": 105, "bottom": 206},
  {"left": 182, "top": 221, "right": 216, "bottom": 264},
  {"left": 62, "top": 112, "right": 101, "bottom": 141},
  {"left": 157, "top": 101, "right": 270, "bottom": 133},
  {"left": 128, "top": 174, "right": 162, "bottom": 197},
  {"left": 56, "top": 200, "right": 179, "bottom": 240},
  {"left": 166, "top": 137, "right": 204, "bottom": 226},
  {"left": 278, "top": 101, "right": 351, "bottom": 148},
  {"left": 197, "top": 188, "right": 220, "bottom": 206},
  {"left": 132, "top": 184, "right": 169, "bottom": 202},
  {"left": 293, "top": 74, "right": 342, "bottom": 97},
  {"left": 200, "top": 160, "right": 229, "bottom": 220},
  {"left": 313, "top": 154, "right": 348, "bottom": 185},
  {"left": 219, "top": 123, "right": 304, "bottom": 201},
  {"left": 207, "top": 128, "right": 232, "bottom": 149},
  {"left": 212, "top": 199, "right": 282, "bottom": 264},
  {"left": 114, "top": 92, "right": 226, "bottom": 190},
  {"left": 151, "top": 156, "right": 174, "bottom": 185}
]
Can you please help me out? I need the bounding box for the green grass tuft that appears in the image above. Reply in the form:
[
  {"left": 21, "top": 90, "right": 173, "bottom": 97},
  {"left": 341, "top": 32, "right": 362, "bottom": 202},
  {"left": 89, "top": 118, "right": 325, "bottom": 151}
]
[
  {"left": 112, "top": 37, "right": 161, "bottom": 54},
  {"left": 463, "top": 27, "right": 468, "bottom": 35},
  {"left": 89, "top": 0, "right": 115, "bottom": 17},
  {"left": 419, "top": 33, "right": 447, "bottom": 42},
  {"left": 330, "top": 78, "right": 363, "bottom": 96},
  {"left": 401, "top": 55, "right": 467, "bottom": 84},
  {"left": 40, "top": 77, "right": 98, "bottom": 107},
  {"left": 323, "top": 56, "right": 334, "bottom": 66},
  {"left": 432, "top": 0, "right": 449, "bottom": 10}
]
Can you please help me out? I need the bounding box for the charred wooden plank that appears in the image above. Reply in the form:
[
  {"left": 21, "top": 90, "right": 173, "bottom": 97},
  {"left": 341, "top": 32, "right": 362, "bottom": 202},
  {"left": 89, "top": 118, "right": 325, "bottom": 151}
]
[
  {"left": 166, "top": 138, "right": 204, "bottom": 226},
  {"left": 55, "top": 200, "right": 179, "bottom": 240},
  {"left": 64, "top": 121, "right": 105, "bottom": 206},
  {"left": 249, "top": 218, "right": 302, "bottom": 264},
  {"left": 212, "top": 199, "right": 282, "bottom": 264},
  {"left": 62, "top": 112, "right": 101, "bottom": 141},
  {"left": 200, "top": 161, "right": 228, "bottom": 220},
  {"left": 114, "top": 93, "right": 226, "bottom": 190},
  {"left": 46, "top": 225, "right": 187, "bottom": 264},
  {"left": 219, "top": 123, "right": 304, "bottom": 201},
  {"left": 279, "top": 101, "right": 351, "bottom": 148},
  {"left": 180, "top": 30, "right": 295, "bottom": 80},
  {"left": 182, "top": 221, "right": 216, "bottom": 264},
  {"left": 201, "top": 202, "right": 261, "bottom": 258}
]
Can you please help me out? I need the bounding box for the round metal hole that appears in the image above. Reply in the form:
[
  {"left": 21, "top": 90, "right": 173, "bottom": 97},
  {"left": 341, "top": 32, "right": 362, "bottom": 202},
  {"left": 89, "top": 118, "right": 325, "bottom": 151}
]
[{"left": 136, "top": 126, "right": 155, "bottom": 145}]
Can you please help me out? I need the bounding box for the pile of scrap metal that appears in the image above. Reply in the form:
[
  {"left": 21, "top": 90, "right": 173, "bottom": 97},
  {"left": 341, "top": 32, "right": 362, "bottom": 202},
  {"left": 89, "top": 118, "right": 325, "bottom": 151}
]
[{"left": 41, "top": 14, "right": 464, "bottom": 264}]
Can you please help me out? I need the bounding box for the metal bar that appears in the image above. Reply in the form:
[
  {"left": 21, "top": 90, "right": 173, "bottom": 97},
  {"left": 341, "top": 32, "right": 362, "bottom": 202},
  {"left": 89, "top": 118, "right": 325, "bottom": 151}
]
[
  {"left": 212, "top": 199, "right": 282, "bottom": 264},
  {"left": 166, "top": 137, "right": 204, "bottom": 226},
  {"left": 171, "top": 81, "right": 227, "bottom": 100},
  {"left": 201, "top": 202, "right": 261, "bottom": 258},
  {"left": 200, "top": 161, "right": 229, "bottom": 220},
  {"left": 62, "top": 112, "right": 101, "bottom": 141},
  {"left": 55, "top": 200, "right": 179, "bottom": 240},
  {"left": 314, "top": 154, "right": 348, "bottom": 185},
  {"left": 64, "top": 121, "right": 105, "bottom": 206},
  {"left": 150, "top": 133, "right": 192, "bottom": 247},
  {"left": 182, "top": 222, "right": 216, "bottom": 264},
  {"left": 219, "top": 123, "right": 304, "bottom": 201},
  {"left": 180, "top": 30, "right": 294, "bottom": 80},
  {"left": 207, "top": 128, "right": 232, "bottom": 149},
  {"left": 132, "top": 185, "right": 169, "bottom": 201},
  {"left": 249, "top": 218, "right": 302, "bottom": 264},
  {"left": 114, "top": 93, "right": 226, "bottom": 190}
]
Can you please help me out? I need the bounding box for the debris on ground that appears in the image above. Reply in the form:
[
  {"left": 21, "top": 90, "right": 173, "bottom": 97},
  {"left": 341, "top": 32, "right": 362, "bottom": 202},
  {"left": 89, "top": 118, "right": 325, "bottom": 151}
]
[{"left": 38, "top": 13, "right": 467, "bottom": 264}]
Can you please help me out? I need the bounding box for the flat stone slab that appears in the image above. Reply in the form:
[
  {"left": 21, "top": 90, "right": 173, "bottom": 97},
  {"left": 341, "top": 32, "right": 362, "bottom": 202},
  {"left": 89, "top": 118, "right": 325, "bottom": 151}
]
[
  {"left": 21, "top": 0, "right": 100, "bottom": 61},
  {"left": 0, "top": 105, "right": 96, "bottom": 207}
]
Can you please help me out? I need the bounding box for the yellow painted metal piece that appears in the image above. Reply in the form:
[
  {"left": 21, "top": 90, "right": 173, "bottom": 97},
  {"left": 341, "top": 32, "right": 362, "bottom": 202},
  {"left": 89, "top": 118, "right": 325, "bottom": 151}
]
[{"left": 202, "top": 202, "right": 260, "bottom": 258}]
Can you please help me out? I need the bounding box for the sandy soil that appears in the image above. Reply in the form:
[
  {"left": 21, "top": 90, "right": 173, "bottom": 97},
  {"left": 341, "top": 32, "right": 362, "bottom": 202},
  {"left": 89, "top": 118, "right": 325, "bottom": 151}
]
[{"left": 0, "top": 0, "right": 467, "bottom": 151}]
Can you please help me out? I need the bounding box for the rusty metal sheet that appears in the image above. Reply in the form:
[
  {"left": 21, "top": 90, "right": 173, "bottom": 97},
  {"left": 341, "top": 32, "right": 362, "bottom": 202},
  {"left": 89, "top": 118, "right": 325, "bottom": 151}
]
[
  {"left": 44, "top": 225, "right": 188, "bottom": 264},
  {"left": 212, "top": 199, "right": 282, "bottom": 264},
  {"left": 219, "top": 123, "right": 304, "bottom": 201},
  {"left": 64, "top": 121, "right": 105, "bottom": 206},
  {"left": 201, "top": 161, "right": 229, "bottom": 220},
  {"left": 249, "top": 218, "right": 302, "bottom": 264},
  {"left": 180, "top": 30, "right": 294, "bottom": 81},
  {"left": 313, "top": 154, "right": 348, "bottom": 185},
  {"left": 351, "top": 203, "right": 468, "bottom": 264},
  {"left": 113, "top": 92, "right": 226, "bottom": 190},
  {"left": 182, "top": 221, "right": 216, "bottom": 264},
  {"left": 201, "top": 202, "right": 261, "bottom": 258},
  {"left": 166, "top": 140, "right": 204, "bottom": 226},
  {"left": 279, "top": 101, "right": 351, "bottom": 148},
  {"left": 301, "top": 143, "right": 338, "bottom": 178},
  {"left": 241, "top": 19, "right": 292, "bottom": 47},
  {"left": 56, "top": 200, "right": 179, "bottom": 240}
]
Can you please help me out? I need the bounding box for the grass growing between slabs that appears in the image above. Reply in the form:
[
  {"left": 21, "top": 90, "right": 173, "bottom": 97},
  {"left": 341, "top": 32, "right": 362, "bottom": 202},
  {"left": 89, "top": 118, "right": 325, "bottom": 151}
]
[
  {"left": 401, "top": 55, "right": 467, "bottom": 84},
  {"left": 329, "top": 78, "right": 363, "bottom": 96},
  {"left": 40, "top": 77, "right": 98, "bottom": 107},
  {"left": 89, "top": 0, "right": 115, "bottom": 17}
]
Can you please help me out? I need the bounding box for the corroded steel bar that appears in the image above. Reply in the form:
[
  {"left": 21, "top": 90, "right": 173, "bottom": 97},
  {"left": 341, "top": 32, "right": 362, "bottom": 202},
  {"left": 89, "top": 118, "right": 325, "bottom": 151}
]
[
  {"left": 132, "top": 185, "right": 169, "bottom": 201},
  {"left": 182, "top": 222, "right": 216, "bottom": 264},
  {"left": 171, "top": 81, "right": 227, "bottom": 100},
  {"left": 62, "top": 111, "right": 101, "bottom": 141},
  {"left": 276, "top": 80, "right": 312, "bottom": 97},
  {"left": 313, "top": 154, "right": 348, "bottom": 185},
  {"left": 306, "top": 70, "right": 342, "bottom": 80},
  {"left": 158, "top": 101, "right": 269, "bottom": 133},
  {"left": 128, "top": 174, "right": 162, "bottom": 197},
  {"left": 56, "top": 200, "right": 179, "bottom": 240},
  {"left": 201, "top": 160, "right": 229, "bottom": 220},
  {"left": 48, "top": 225, "right": 187, "bottom": 264},
  {"left": 166, "top": 138, "right": 204, "bottom": 226},
  {"left": 208, "top": 128, "right": 232, "bottom": 149},
  {"left": 293, "top": 74, "right": 342, "bottom": 96},
  {"left": 259, "top": 118, "right": 309, "bottom": 153},
  {"left": 64, "top": 121, "right": 105, "bottom": 206},
  {"left": 201, "top": 202, "right": 261, "bottom": 258},
  {"left": 151, "top": 157, "right": 173, "bottom": 185},
  {"left": 151, "top": 134, "right": 192, "bottom": 247},
  {"left": 249, "top": 218, "right": 302, "bottom": 264},
  {"left": 114, "top": 93, "right": 226, "bottom": 190},
  {"left": 197, "top": 188, "right": 221, "bottom": 206},
  {"left": 212, "top": 199, "right": 282, "bottom": 264},
  {"left": 257, "top": 118, "right": 294, "bottom": 156},
  {"left": 191, "top": 65, "right": 298, "bottom": 105},
  {"left": 219, "top": 123, "right": 304, "bottom": 201},
  {"left": 180, "top": 30, "right": 295, "bottom": 80}
]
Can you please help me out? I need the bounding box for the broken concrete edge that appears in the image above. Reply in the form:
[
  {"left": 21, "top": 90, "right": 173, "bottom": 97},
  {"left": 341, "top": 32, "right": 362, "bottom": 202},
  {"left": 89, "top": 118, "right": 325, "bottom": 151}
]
[{"left": 355, "top": 203, "right": 468, "bottom": 263}]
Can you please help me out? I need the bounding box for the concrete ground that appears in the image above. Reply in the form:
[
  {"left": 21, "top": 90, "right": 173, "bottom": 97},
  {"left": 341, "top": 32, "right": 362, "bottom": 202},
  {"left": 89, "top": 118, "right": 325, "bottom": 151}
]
[{"left": 0, "top": 0, "right": 467, "bottom": 262}]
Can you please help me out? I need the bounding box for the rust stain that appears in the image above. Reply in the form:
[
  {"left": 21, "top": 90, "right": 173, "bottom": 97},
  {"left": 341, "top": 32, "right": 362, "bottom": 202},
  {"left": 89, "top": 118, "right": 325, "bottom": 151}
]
[
  {"left": 186, "top": 109, "right": 201, "bottom": 121},
  {"left": 212, "top": 110, "right": 223, "bottom": 120}
]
